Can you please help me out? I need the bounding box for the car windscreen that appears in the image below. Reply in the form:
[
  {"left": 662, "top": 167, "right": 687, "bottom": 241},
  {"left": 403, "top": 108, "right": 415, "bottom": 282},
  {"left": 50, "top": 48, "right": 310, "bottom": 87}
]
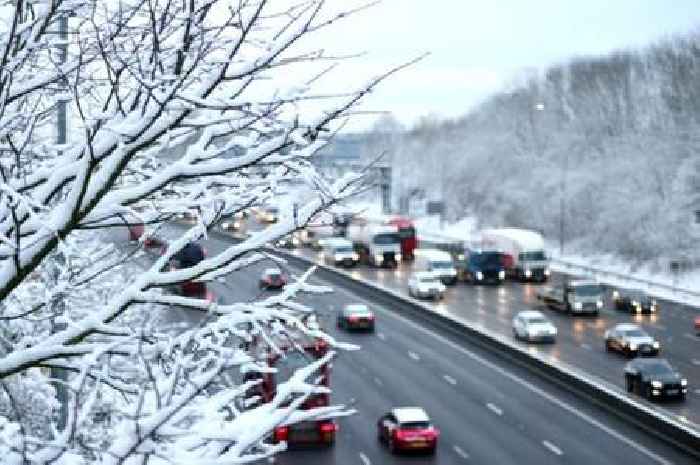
[
  {"left": 333, "top": 246, "right": 354, "bottom": 253},
  {"left": 625, "top": 290, "right": 647, "bottom": 299},
  {"left": 398, "top": 226, "right": 416, "bottom": 239},
  {"left": 431, "top": 260, "right": 454, "bottom": 269},
  {"left": 400, "top": 421, "right": 431, "bottom": 430},
  {"left": 419, "top": 276, "right": 438, "bottom": 283},
  {"left": 525, "top": 317, "right": 548, "bottom": 325},
  {"left": 572, "top": 284, "right": 601, "bottom": 296},
  {"left": 266, "top": 271, "right": 282, "bottom": 278},
  {"left": 373, "top": 233, "right": 399, "bottom": 245},
  {"left": 622, "top": 329, "right": 646, "bottom": 337},
  {"left": 471, "top": 252, "right": 503, "bottom": 266},
  {"left": 519, "top": 251, "right": 546, "bottom": 261},
  {"left": 642, "top": 361, "right": 673, "bottom": 375},
  {"left": 345, "top": 305, "right": 369, "bottom": 315}
]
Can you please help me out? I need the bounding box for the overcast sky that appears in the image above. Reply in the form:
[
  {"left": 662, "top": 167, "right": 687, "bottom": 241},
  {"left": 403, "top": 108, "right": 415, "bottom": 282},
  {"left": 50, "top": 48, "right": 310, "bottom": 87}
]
[{"left": 305, "top": 0, "right": 700, "bottom": 131}]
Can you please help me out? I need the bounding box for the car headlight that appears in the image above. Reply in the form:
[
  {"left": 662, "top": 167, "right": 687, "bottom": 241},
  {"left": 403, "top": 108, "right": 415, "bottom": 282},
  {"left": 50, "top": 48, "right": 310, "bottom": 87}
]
[
  {"left": 334, "top": 254, "right": 342, "bottom": 261},
  {"left": 596, "top": 300, "right": 603, "bottom": 309},
  {"left": 544, "top": 268, "right": 550, "bottom": 276},
  {"left": 351, "top": 253, "right": 359, "bottom": 261},
  {"left": 651, "top": 380, "right": 663, "bottom": 389},
  {"left": 612, "top": 290, "right": 620, "bottom": 300},
  {"left": 681, "top": 379, "right": 688, "bottom": 386},
  {"left": 498, "top": 270, "right": 506, "bottom": 280},
  {"left": 574, "top": 302, "right": 583, "bottom": 310},
  {"left": 653, "top": 341, "right": 660, "bottom": 349},
  {"left": 292, "top": 237, "right": 300, "bottom": 246},
  {"left": 233, "top": 221, "right": 241, "bottom": 229},
  {"left": 629, "top": 342, "right": 638, "bottom": 351},
  {"left": 222, "top": 222, "right": 229, "bottom": 229},
  {"left": 525, "top": 269, "right": 532, "bottom": 277},
  {"left": 457, "top": 254, "right": 465, "bottom": 260},
  {"left": 631, "top": 300, "right": 639, "bottom": 307},
  {"left": 374, "top": 254, "right": 383, "bottom": 263},
  {"left": 476, "top": 271, "right": 484, "bottom": 280},
  {"left": 395, "top": 253, "right": 402, "bottom": 262}
]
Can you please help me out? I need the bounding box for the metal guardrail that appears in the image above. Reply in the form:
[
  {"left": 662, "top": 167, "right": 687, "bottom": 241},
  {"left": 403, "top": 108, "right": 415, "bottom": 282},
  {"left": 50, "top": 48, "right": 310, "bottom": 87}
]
[{"left": 551, "top": 258, "right": 700, "bottom": 300}]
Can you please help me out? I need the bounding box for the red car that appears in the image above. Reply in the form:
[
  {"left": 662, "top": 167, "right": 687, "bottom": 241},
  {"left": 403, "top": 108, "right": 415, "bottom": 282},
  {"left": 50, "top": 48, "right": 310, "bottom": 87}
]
[
  {"left": 337, "top": 304, "right": 375, "bottom": 331},
  {"left": 377, "top": 407, "right": 439, "bottom": 454},
  {"left": 695, "top": 315, "right": 700, "bottom": 335},
  {"left": 259, "top": 268, "right": 288, "bottom": 290}
]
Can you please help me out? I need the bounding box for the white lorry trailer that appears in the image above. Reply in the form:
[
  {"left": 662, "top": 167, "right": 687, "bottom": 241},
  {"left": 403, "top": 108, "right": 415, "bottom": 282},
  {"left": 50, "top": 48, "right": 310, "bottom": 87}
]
[
  {"left": 481, "top": 228, "right": 550, "bottom": 282},
  {"left": 346, "top": 223, "right": 401, "bottom": 268}
]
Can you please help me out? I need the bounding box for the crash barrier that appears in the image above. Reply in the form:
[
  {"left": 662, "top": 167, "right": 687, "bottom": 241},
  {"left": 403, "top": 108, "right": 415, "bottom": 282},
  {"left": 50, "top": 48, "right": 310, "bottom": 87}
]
[
  {"left": 551, "top": 258, "right": 700, "bottom": 300},
  {"left": 178, "top": 224, "right": 700, "bottom": 458}
]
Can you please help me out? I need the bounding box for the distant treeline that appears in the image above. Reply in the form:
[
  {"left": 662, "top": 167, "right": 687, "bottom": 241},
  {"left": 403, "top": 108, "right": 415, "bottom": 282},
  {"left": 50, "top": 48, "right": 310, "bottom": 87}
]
[{"left": 358, "top": 33, "right": 700, "bottom": 268}]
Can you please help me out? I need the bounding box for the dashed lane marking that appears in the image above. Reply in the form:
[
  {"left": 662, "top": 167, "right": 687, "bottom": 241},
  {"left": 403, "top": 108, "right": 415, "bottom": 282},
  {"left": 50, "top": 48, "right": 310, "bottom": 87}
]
[
  {"left": 373, "top": 377, "right": 383, "bottom": 387},
  {"left": 580, "top": 343, "right": 592, "bottom": 351},
  {"left": 683, "top": 333, "right": 698, "bottom": 341},
  {"left": 443, "top": 374, "right": 457, "bottom": 386},
  {"left": 692, "top": 359, "right": 700, "bottom": 366},
  {"left": 453, "top": 445, "right": 470, "bottom": 459},
  {"left": 542, "top": 440, "right": 563, "bottom": 456},
  {"left": 359, "top": 452, "right": 371, "bottom": 465},
  {"left": 408, "top": 351, "right": 421, "bottom": 361},
  {"left": 486, "top": 402, "right": 503, "bottom": 416},
  {"left": 377, "top": 332, "right": 386, "bottom": 341}
]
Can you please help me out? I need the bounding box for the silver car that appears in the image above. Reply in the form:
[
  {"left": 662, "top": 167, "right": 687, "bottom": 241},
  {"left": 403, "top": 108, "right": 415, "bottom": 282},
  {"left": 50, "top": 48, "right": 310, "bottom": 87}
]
[
  {"left": 512, "top": 310, "right": 557, "bottom": 343},
  {"left": 605, "top": 323, "right": 660, "bottom": 357}
]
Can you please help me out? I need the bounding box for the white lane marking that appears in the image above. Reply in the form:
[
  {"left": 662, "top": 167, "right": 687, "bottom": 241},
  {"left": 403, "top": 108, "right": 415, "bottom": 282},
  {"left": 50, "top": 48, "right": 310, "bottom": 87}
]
[
  {"left": 443, "top": 374, "right": 457, "bottom": 386},
  {"left": 408, "top": 351, "right": 421, "bottom": 361},
  {"left": 375, "top": 304, "right": 674, "bottom": 465},
  {"left": 359, "top": 452, "right": 371, "bottom": 465},
  {"left": 453, "top": 445, "right": 470, "bottom": 459},
  {"left": 694, "top": 389, "right": 700, "bottom": 396},
  {"left": 542, "top": 440, "right": 563, "bottom": 456},
  {"left": 652, "top": 324, "right": 667, "bottom": 331},
  {"left": 683, "top": 333, "right": 698, "bottom": 341},
  {"left": 486, "top": 402, "right": 503, "bottom": 416},
  {"left": 692, "top": 359, "right": 700, "bottom": 366},
  {"left": 377, "top": 332, "right": 386, "bottom": 341},
  {"left": 373, "top": 376, "right": 383, "bottom": 387},
  {"left": 580, "top": 343, "right": 592, "bottom": 351}
]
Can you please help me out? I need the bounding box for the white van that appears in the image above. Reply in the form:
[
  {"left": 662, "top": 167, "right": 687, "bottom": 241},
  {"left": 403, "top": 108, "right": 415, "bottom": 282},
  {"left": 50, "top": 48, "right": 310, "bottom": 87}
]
[
  {"left": 322, "top": 238, "right": 358, "bottom": 267},
  {"left": 413, "top": 249, "right": 458, "bottom": 285}
]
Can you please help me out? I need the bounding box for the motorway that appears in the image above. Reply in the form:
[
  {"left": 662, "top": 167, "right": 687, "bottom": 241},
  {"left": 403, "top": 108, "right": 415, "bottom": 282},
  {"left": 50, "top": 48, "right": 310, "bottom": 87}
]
[
  {"left": 285, "top": 244, "right": 700, "bottom": 428},
  {"left": 137, "top": 224, "right": 698, "bottom": 465}
]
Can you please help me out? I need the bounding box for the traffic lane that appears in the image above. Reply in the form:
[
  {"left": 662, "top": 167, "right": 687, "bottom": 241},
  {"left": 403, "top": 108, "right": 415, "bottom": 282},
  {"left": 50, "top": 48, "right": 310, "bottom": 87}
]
[
  {"left": 312, "top": 282, "right": 692, "bottom": 465},
  {"left": 150, "top": 230, "right": 693, "bottom": 464},
  {"left": 289, "top": 249, "right": 700, "bottom": 423}
]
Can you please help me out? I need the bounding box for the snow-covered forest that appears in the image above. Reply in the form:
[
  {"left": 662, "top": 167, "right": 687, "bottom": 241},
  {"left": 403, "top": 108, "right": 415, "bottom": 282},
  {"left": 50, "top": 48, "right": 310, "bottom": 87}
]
[{"left": 360, "top": 33, "right": 700, "bottom": 269}]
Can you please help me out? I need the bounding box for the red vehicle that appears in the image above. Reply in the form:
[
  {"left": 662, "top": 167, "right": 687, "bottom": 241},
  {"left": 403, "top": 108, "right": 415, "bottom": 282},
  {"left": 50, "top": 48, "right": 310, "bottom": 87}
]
[
  {"left": 165, "top": 242, "right": 215, "bottom": 302},
  {"left": 259, "top": 268, "right": 288, "bottom": 290},
  {"left": 695, "top": 315, "right": 700, "bottom": 335},
  {"left": 386, "top": 216, "right": 417, "bottom": 260},
  {"left": 377, "top": 407, "right": 439, "bottom": 454},
  {"left": 248, "top": 331, "right": 337, "bottom": 446}
]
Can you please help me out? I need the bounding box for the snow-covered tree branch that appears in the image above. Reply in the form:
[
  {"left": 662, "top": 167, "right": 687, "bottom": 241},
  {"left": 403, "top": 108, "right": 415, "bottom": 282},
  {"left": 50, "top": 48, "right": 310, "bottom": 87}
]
[{"left": 0, "top": 1, "right": 399, "bottom": 463}]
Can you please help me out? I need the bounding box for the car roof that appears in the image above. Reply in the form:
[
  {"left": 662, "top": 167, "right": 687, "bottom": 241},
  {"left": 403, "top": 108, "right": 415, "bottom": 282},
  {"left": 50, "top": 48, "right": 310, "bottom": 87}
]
[
  {"left": 264, "top": 267, "right": 282, "bottom": 275},
  {"left": 613, "top": 323, "right": 642, "bottom": 331},
  {"left": 412, "top": 271, "right": 439, "bottom": 280},
  {"left": 344, "top": 303, "right": 369, "bottom": 312},
  {"left": 630, "top": 358, "right": 672, "bottom": 368},
  {"left": 325, "top": 237, "right": 352, "bottom": 247},
  {"left": 516, "top": 310, "right": 546, "bottom": 319},
  {"left": 415, "top": 249, "right": 452, "bottom": 261},
  {"left": 569, "top": 279, "right": 598, "bottom": 287},
  {"left": 392, "top": 407, "right": 429, "bottom": 423}
]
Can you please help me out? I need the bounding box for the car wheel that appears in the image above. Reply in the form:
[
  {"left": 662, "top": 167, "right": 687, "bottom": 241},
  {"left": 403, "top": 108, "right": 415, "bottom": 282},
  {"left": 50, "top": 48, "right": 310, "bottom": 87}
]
[
  {"left": 426, "top": 445, "right": 437, "bottom": 455},
  {"left": 512, "top": 328, "right": 519, "bottom": 339},
  {"left": 605, "top": 340, "right": 612, "bottom": 352},
  {"left": 643, "top": 384, "right": 653, "bottom": 400},
  {"left": 625, "top": 376, "right": 634, "bottom": 393},
  {"left": 388, "top": 438, "right": 397, "bottom": 454}
]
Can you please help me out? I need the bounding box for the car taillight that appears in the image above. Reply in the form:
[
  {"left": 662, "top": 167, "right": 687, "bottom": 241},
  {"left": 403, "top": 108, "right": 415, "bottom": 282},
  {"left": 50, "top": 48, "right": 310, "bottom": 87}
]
[
  {"left": 319, "top": 422, "right": 337, "bottom": 433},
  {"left": 274, "top": 426, "right": 289, "bottom": 442},
  {"left": 394, "top": 429, "right": 410, "bottom": 440},
  {"left": 424, "top": 427, "right": 440, "bottom": 439},
  {"left": 348, "top": 316, "right": 359, "bottom": 322},
  {"left": 366, "top": 315, "right": 375, "bottom": 320}
]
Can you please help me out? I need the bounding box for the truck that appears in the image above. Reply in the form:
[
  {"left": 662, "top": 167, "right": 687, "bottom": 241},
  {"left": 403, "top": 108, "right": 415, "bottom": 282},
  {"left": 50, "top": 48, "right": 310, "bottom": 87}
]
[
  {"left": 413, "top": 249, "right": 458, "bottom": 285},
  {"left": 417, "top": 233, "right": 468, "bottom": 280},
  {"left": 343, "top": 214, "right": 417, "bottom": 260},
  {"left": 462, "top": 247, "right": 506, "bottom": 284},
  {"left": 245, "top": 324, "right": 337, "bottom": 447},
  {"left": 346, "top": 221, "right": 401, "bottom": 268},
  {"left": 537, "top": 279, "right": 603, "bottom": 315},
  {"left": 480, "top": 228, "right": 550, "bottom": 282},
  {"left": 385, "top": 216, "right": 417, "bottom": 260}
]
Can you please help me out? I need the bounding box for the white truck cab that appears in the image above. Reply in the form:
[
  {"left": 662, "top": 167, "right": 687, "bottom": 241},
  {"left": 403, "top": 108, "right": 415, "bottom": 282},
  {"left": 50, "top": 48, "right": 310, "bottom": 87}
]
[{"left": 413, "top": 249, "right": 458, "bottom": 285}]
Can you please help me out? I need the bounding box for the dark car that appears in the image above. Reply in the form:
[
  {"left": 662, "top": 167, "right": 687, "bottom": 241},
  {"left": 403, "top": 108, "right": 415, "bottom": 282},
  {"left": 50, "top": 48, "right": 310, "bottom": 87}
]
[
  {"left": 377, "top": 407, "right": 439, "bottom": 454},
  {"left": 612, "top": 288, "right": 658, "bottom": 314},
  {"left": 624, "top": 358, "right": 687, "bottom": 401},
  {"left": 167, "top": 242, "right": 212, "bottom": 300},
  {"left": 337, "top": 304, "right": 375, "bottom": 331},
  {"left": 259, "top": 268, "right": 288, "bottom": 290}
]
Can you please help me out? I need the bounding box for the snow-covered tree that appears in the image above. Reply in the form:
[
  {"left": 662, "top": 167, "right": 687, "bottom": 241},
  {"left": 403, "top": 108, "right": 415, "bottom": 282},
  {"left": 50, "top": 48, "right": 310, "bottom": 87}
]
[{"left": 0, "top": 1, "right": 406, "bottom": 463}]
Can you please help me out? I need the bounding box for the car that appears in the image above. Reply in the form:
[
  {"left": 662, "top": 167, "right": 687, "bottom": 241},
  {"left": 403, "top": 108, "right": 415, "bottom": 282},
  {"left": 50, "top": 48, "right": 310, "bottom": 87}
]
[
  {"left": 322, "top": 238, "right": 359, "bottom": 267},
  {"left": 337, "top": 304, "right": 375, "bottom": 331},
  {"left": 695, "top": 315, "right": 700, "bottom": 335},
  {"left": 612, "top": 288, "right": 658, "bottom": 314},
  {"left": 275, "top": 233, "right": 300, "bottom": 249},
  {"left": 166, "top": 242, "right": 214, "bottom": 301},
  {"left": 407, "top": 272, "right": 446, "bottom": 300},
  {"left": 604, "top": 323, "right": 660, "bottom": 357},
  {"left": 512, "top": 310, "right": 557, "bottom": 343},
  {"left": 257, "top": 206, "right": 279, "bottom": 223},
  {"left": 624, "top": 358, "right": 687, "bottom": 401},
  {"left": 259, "top": 268, "right": 288, "bottom": 290},
  {"left": 377, "top": 407, "right": 439, "bottom": 454}
]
